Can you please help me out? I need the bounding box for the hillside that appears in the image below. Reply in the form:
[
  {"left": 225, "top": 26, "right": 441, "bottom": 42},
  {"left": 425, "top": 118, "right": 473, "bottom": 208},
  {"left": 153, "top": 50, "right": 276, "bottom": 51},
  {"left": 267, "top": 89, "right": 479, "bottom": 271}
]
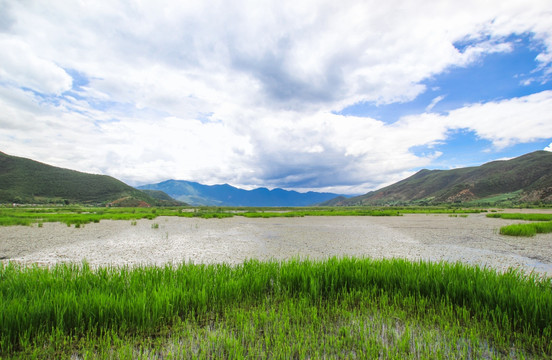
[
  {"left": 138, "top": 180, "right": 349, "bottom": 206},
  {"left": 337, "top": 151, "right": 552, "bottom": 206},
  {"left": 0, "top": 151, "right": 182, "bottom": 206}
]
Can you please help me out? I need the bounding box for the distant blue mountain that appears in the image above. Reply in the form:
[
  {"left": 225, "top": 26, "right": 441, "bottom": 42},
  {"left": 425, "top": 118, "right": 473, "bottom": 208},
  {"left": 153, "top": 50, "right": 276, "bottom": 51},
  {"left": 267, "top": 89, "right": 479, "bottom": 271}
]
[{"left": 137, "top": 180, "right": 349, "bottom": 206}]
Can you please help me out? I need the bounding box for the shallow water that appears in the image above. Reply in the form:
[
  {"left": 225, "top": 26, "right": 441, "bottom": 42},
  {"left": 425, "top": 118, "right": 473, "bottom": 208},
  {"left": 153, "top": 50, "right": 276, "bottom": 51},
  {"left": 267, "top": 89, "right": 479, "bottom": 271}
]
[{"left": 1, "top": 214, "right": 551, "bottom": 276}]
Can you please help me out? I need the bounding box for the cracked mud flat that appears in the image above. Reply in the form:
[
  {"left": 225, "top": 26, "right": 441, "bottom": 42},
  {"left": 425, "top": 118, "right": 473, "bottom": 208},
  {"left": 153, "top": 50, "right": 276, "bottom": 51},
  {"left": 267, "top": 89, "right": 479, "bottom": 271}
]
[{"left": 1, "top": 213, "right": 551, "bottom": 276}]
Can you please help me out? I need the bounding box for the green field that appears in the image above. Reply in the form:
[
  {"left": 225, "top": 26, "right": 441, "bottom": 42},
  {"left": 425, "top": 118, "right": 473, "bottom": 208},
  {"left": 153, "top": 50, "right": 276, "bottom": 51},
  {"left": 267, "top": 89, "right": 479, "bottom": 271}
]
[
  {"left": 1, "top": 258, "right": 551, "bottom": 359},
  {"left": 0, "top": 206, "right": 488, "bottom": 227}
]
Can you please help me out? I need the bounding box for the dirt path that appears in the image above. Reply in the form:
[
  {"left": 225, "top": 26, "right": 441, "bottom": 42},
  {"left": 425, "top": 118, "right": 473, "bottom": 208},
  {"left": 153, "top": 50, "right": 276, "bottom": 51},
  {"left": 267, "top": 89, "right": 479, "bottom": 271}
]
[{"left": 1, "top": 213, "right": 551, "bottom": 276}]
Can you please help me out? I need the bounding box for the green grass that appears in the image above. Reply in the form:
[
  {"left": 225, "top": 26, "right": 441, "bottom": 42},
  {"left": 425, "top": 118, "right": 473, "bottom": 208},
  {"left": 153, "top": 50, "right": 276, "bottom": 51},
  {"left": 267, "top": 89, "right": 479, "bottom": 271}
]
[
  {"left": 466, "top": 190, "right": 523, "bottom": 207},
  {"left": 499, "top": 223, "right": 538, "bottom": 237},
  {"left": 0, "top": 207, "right": 160, "bottom": 227},
  {"left": 0, "top": 206, "right": 489, "bottom": 227},
  {"left": 487, "top": 212, "right": 552, "bottom": 237},
  {"left": 500, "top": 221, "right": 552, "bottom": 237},
  {"left": 1, "top": 258, "right": 551, "bottom": 358},
  {"left": 487, "top": 213, "right": 552, "bottom": 221},
  {"left": 241, "top": 209, "right": 403, "bottom": 218}
]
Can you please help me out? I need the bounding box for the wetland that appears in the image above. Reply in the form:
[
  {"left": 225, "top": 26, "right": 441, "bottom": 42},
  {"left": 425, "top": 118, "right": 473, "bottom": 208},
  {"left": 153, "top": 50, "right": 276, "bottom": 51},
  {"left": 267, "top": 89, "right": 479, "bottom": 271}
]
[
  {"left": 2, "top": 212, "right": 552, "bottom": 276},
  {"left": 2, "top": 208, "right": 552, "bottom": 358}
]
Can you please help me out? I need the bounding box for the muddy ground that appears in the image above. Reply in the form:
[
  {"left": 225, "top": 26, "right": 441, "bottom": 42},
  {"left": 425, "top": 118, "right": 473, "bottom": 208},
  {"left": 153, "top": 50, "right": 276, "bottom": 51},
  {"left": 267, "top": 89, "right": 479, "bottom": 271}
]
[{"left": 1, "top": 213, "right": 551, "bottom": 276}]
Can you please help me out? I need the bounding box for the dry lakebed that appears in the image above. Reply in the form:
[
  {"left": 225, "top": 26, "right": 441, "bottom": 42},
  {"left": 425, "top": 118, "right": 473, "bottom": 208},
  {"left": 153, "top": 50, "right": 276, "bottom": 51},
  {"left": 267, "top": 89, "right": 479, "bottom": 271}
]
[{"left": 1, "top": 212, "right": 551, "bottom": 277}]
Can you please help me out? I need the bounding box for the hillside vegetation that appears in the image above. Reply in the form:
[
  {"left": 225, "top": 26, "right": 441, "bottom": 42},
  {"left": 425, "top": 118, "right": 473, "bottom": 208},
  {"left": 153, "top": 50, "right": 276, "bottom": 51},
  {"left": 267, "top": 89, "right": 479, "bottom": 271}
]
[
  {"left": 337, "top": 151, "right": 552, "bottom": 206},
  {"left": 0, "top": 151, "right": 181, "bottom": 206}
]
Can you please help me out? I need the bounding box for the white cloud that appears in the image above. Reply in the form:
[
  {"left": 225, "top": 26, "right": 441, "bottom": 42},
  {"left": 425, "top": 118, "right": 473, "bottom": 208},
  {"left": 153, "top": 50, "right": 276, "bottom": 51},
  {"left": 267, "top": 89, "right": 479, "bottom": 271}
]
[
  {"left": 425, "top": 95, "right": 446, "bottom": 112},
  {"left": 0, "top": 39, "right": 72, "bottom": 95},
  {"left": 1, "top": 1, "right": 552, "bottom": 194},
  {"left": 444, "top": 91, "right": 552, "bottom": 149},
  {"left": 545, "top": 143, "right": 552, "bottom": 152}
]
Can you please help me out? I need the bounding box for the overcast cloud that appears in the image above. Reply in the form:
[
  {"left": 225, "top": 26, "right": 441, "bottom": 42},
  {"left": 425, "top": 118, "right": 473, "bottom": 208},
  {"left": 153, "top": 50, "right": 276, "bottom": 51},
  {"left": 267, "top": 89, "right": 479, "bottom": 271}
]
[{"left": 0, "top": 0, "right": 551, "bottom": 194}]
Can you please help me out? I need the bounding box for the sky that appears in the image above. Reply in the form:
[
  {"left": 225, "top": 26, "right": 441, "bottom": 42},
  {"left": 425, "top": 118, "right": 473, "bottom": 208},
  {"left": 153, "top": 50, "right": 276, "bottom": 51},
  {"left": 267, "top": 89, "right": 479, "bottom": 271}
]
[{"left": 1, "top": 0, "right": 551, "bottom": 195}]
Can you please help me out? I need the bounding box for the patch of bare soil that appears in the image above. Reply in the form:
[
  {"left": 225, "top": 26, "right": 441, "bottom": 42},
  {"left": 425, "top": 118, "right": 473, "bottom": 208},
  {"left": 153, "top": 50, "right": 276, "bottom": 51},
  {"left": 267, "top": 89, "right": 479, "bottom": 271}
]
[{"left": 1, "top": 213, "right": 551, "bottom": 276}]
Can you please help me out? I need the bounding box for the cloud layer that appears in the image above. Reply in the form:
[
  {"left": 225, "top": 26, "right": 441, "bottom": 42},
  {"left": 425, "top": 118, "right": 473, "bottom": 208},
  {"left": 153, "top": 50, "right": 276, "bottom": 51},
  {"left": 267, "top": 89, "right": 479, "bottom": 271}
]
[{"left": 1, "top": 0, "right": 551, "bottom": 193}]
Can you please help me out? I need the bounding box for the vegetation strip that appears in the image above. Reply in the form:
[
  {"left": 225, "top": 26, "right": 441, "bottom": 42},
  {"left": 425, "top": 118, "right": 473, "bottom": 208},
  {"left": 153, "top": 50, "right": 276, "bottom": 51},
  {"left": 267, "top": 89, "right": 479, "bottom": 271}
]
[
  {"left": 499, "top": 221, "right": 552, "bottom": 237},
  {"left": 1, "top": 258, "right": 551, "bottom": 358},
  {"left": 486, "top": 213, "right": 552, "bottom": 237},
  {"left": 486, "top": 213, "right": 552, "bottom": 221},
  {"left": 0, "top": 206, "right": 486, "bottom": 227}
]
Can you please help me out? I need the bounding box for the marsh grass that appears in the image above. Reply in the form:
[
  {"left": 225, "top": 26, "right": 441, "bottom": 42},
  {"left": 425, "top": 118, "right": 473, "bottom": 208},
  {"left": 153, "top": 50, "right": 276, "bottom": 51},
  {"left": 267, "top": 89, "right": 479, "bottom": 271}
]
[
  {"left": 241, "top": 207, "right": 484, "bottom": 218},
  {"left": 0, "top": 206, "right": 487, "bottom": 228},
  {"left": 242, "top": 209, "right": 402, "bottom": 218},
  {"left": 487, "top": 213, "right": 552, "bottom": 221},
  {"left": 500, "top": 221, "right": 552, "bottom": 237},
  {"left": 0, "top": 207, "right": 159, "bottom": 227},
  {"left": 487, "top": 213, "right": 552, "bottom": 237},
  {"left": 1, "top": 258, "right": 551, "bottom": 358}
]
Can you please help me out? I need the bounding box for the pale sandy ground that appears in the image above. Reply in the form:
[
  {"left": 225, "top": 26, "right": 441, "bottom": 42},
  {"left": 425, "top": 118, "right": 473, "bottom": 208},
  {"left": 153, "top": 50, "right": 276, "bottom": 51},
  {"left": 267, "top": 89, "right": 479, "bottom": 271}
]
[{"left": 1, "top": 213, "right": 551, "bottom": 276}]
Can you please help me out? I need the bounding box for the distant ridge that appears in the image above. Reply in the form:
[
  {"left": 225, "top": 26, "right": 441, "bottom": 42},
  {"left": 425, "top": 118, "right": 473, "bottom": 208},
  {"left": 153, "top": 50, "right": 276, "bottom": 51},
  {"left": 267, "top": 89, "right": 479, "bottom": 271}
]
[
  {"left": 317, "top": 196, "right": 348, "bottom": 206},
  {"left": 137, "top": 180, "right": 349, "bottom": 206},
  {"left": 0, "top": 151, "right": 182, "bottom": 206},
  {"left": 336, "top": 151, "right": 552, "bottom": 206}
]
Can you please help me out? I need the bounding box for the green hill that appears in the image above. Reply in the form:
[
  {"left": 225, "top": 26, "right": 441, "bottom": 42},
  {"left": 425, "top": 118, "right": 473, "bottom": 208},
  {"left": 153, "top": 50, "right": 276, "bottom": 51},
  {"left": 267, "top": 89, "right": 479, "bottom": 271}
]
[
  {"left": 338, "top": 151, "right": 552, "bottom": 206},
  {"left": 0, "top": 151, "right": 182, "bottom": 206}
]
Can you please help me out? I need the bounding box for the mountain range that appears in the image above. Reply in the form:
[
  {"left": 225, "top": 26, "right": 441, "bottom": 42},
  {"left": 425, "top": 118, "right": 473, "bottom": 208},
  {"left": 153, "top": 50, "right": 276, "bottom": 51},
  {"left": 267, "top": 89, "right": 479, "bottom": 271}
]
[
  {"left": 331, "top": 150, "right": 552, "bottom": 206},
  {"left": 2, "top": 150, "right": 551, "bottom": 207},
  {"left": 137, "top": 180, "right": 349, "bottom": 206}
]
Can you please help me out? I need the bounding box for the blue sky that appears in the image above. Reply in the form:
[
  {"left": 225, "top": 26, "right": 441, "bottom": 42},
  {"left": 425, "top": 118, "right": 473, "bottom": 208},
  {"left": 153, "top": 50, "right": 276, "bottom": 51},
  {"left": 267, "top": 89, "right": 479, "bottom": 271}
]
[
  {"left": 339, "top": 34, "right": 550, "bottom": 120},
  {"left": 338, "top": 33, "right": 551, "bottom": 170},
  {"left": 0, "top": 1, "right": 551, "bottom": 194}
]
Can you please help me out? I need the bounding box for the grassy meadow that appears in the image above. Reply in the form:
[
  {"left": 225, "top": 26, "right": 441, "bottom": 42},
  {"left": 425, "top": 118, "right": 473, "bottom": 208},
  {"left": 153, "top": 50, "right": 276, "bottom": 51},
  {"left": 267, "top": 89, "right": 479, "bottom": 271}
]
[{"left": 1, "top": 258, "right": 551, "bottom": 359}]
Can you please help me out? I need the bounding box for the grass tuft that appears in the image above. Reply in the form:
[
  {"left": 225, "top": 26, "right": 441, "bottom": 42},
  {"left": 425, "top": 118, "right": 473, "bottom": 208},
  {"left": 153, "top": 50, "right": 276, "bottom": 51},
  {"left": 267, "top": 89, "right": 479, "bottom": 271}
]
[{"left": 499, "top": 223, "right": 538, "bottom": 237}]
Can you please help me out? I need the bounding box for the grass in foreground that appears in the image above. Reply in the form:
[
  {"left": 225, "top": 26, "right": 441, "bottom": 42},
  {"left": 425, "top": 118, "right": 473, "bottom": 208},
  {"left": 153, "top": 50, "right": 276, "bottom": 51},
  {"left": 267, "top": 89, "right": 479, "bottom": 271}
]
[{"left": 1, "top": 258, "right": 551, "bottom": 358}]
